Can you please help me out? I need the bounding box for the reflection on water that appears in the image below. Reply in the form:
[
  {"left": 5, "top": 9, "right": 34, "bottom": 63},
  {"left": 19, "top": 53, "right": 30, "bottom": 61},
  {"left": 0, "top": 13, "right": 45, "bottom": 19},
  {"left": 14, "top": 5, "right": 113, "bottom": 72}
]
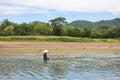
[{"left": 0, "top": 53, "right": 120, "bottom": 80}]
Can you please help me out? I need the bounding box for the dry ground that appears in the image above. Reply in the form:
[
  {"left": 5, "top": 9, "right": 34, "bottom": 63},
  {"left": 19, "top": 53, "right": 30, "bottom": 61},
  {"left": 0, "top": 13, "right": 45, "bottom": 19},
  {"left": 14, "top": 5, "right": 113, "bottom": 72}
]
[{"left": 0, "top": 41, "right": 120, "bottom": 55}]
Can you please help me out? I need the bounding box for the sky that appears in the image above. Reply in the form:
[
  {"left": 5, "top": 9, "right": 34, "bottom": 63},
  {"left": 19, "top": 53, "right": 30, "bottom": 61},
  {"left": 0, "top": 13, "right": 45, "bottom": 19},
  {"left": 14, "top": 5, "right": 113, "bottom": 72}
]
[{"left": 0, "top": 0, "right": 120, "bottom": 23}]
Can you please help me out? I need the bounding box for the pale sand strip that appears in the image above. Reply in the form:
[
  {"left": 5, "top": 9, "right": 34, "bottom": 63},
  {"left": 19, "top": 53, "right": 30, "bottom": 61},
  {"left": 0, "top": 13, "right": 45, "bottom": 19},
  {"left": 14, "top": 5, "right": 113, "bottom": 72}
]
[{"left": 0, "top": 41, "right": 120, "bottom": 55}]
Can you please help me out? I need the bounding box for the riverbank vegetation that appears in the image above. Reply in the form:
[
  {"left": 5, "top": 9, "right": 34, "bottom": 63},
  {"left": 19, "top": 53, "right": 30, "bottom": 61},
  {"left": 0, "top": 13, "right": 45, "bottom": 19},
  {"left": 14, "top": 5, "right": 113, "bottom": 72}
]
[
  {"left": 0, "top": 36, "right": 119, "bottom": 42},
  {"left": 0, "top": 17, "right": 120, "bottom": 39}
]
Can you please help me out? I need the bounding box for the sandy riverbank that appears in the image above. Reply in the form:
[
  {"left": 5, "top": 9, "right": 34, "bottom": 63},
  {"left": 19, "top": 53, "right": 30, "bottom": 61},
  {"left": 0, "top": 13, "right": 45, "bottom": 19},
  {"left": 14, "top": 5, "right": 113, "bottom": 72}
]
[{"left": 0, "top": 41, "right": 120, "bottom": 55}]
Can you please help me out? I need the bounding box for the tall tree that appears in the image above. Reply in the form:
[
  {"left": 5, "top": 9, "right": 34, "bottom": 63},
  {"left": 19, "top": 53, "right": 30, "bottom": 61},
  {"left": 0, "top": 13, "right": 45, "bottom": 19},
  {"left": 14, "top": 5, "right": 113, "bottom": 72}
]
[
  {"left": 33, "top": 22, "right": 53, "bottom": 35},
  {"left": 82, "top": 27, "right": 92, "bottom": 38},
  {"left": 1, "top": 19, "right": 14, "bottom": 28},
  {"left": 16, "top": 23, "right": 33, "bottom": 36},
  {"left": 49, "top": 17, "right": 67, "bottom": 36},
  {"left": 110, "top": 26, "right": 120, "bottom": 38},
  {"left": 66, "top": 27, "right": 83, "bottom": 37},
  {"left": 4, "top": 25, "right": 15, "bottom": 35}
]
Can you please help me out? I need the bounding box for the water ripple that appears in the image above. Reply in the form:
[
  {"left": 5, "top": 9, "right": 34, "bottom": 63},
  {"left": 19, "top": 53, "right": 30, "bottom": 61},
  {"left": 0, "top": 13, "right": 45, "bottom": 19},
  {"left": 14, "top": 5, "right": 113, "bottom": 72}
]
[{"left": 0, "top": 54, "right": 120, "bottom": 80}]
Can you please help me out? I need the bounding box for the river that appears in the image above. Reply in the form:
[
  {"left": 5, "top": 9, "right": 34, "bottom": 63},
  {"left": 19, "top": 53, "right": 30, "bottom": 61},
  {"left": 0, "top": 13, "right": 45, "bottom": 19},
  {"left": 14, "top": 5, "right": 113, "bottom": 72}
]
[{"left": 0, "top": 53, "right": 120, "bottom": 80}]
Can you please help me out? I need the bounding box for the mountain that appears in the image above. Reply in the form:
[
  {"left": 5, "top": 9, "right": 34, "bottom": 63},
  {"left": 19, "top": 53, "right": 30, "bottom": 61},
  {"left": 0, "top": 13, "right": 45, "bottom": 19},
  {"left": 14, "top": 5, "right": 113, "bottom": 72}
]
[{"left": 69, "top": 18, "right": 120, "bottom": 27}]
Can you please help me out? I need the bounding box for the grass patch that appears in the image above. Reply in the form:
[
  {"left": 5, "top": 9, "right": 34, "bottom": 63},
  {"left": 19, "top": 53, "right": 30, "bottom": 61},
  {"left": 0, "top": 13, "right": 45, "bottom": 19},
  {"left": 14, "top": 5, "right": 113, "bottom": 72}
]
[{"left": 0, "top": 36, "right": 119, "bottom": 42}]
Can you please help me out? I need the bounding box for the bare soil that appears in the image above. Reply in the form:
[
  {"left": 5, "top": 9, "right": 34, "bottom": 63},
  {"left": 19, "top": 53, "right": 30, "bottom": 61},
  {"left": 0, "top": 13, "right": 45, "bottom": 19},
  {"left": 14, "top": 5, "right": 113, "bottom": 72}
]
[{"left": 0, "top": 41, "right": 120, "bottom": 55}]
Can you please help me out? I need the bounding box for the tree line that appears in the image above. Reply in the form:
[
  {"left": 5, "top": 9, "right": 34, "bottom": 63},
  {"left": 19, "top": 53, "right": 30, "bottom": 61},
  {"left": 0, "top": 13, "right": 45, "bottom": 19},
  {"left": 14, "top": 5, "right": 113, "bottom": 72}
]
[{"left": 0, "top": 17, "right": 120, "bottom": 38}]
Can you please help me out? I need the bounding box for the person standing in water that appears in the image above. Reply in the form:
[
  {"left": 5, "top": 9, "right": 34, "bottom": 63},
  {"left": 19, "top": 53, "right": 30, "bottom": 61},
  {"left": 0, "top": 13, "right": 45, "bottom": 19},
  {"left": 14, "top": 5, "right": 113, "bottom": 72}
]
[{"left": 43, "top": 50, "right": 50, "bottom": 61}]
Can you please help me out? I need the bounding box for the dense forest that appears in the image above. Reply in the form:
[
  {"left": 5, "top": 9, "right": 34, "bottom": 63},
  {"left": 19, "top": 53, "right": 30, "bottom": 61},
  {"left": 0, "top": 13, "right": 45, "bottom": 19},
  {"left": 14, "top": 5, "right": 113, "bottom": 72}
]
[{"left": 0, "top": 17, "right": 120, "bottom": 38}]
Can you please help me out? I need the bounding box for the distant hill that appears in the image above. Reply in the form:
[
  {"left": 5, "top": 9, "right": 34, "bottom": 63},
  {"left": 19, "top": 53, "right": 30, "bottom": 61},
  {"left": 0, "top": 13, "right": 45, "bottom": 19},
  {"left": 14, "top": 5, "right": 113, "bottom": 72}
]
[{"left": 69, "top": 18, "right": 120, "bottom": 27}]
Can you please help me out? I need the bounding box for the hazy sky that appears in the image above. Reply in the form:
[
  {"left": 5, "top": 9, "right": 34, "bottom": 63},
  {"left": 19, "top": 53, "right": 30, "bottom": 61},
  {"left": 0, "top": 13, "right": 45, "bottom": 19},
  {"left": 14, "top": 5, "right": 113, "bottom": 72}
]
[{"left": 0, "top": 0, "right": 120, "bottom": 23}]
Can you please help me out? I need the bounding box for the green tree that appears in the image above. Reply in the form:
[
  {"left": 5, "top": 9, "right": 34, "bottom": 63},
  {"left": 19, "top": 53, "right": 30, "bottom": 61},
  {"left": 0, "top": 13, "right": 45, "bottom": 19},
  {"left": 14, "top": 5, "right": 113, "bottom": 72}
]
[
  {"left": 97, "top": 25, "right": 110, "bottom": 38},
  {"left": 0, "top": 25, "right": 4, "bottom": 35},
  {"left": 0, "top": 19, "right": 16, "bottom": 35},
  {"left": 110, "top": 26, "right": 120, "bottom": 38},
  {"left": 4, "top": 25, "right": 15, "bottom": 35},
  {"left": 82, "top": 27, "right": 91, "bottom": 38},
  {"left": 33, "top": 22, "right": 53, "bottom": 35},
  {"left": 16, "top": 23, "right": 33, "bottom": 35},
  {"left": 49, "top": 17, "right": 67, "bottom": 36},
  {"left": 1, "top": 19, "right": 14, "bottom": 28},
  {"left": 66, "top": 27, "right": 83, "bottom": 37},
  {"left": 98, "top": 24, "right": 109, "bottom": 29}
]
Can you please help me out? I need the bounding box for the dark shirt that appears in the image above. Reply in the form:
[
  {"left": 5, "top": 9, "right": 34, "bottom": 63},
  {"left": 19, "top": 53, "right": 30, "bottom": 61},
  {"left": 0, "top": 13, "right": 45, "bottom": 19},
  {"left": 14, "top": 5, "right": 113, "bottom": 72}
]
[{"left": 43, "top": 53, "right": 49, "bottom": 60}]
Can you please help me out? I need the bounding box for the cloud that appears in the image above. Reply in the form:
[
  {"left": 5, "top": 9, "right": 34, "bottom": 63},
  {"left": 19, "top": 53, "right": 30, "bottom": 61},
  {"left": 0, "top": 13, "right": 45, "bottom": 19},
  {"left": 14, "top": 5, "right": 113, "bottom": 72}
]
[
  {"left": 0, "top": 0, "right": 120, "bottom": 15},
  {"left": 0, "top": 5, "right": 48, "bottom": 15}
]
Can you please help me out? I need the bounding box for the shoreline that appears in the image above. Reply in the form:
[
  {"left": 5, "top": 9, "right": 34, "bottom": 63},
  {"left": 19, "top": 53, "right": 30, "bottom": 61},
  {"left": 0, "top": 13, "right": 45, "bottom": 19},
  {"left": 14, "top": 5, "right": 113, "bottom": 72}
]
[{"left": 0, "top": 41, "right": 120, "bottom": 55}]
